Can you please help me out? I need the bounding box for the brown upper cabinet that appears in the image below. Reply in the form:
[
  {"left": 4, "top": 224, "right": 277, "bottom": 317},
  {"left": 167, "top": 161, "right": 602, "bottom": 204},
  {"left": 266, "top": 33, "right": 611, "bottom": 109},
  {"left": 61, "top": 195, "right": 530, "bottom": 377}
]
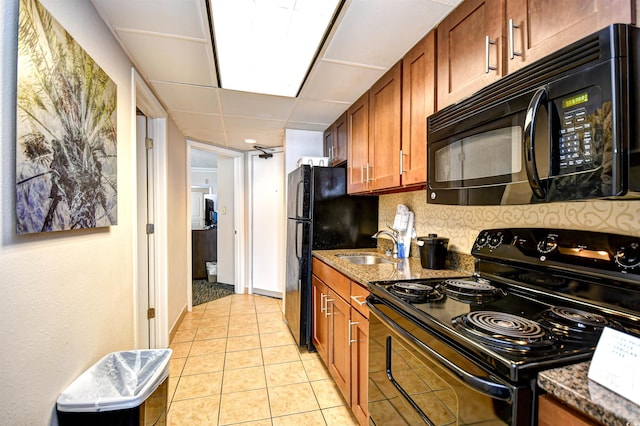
[
  {"left": 368, "top": 61, "right": 402, "bottom": 191},
  {"left": 347, "top": 92, "right": 370, "bottom": 194},
  {"left": 438, "top": 0, "right": 634, "bottom": 109},
  {"left": 506, "top": 0, "right": 634, "bottom": 73},
  {"left": 437, "top": 0, "right": 505, "bottom": 110},
  {"left": 347, "top": 62, "right": 402, "bottom": 193},
  {"left": 323, "top": 112, "right": 348, "bottom": 166},
  {"left": 401, "top": 31, "right": 435, "bottom": 187}
]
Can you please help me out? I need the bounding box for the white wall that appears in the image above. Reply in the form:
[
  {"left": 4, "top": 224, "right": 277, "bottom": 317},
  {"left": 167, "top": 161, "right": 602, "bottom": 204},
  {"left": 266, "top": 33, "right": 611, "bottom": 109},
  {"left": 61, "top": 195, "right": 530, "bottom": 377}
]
[
  {"left": 0, "top": 1, "right": 138, "bottom": 424},
  {"left": 217, "top": 156, "right": 235, "bottom": 284},
  {"left": 192, "top": 168, "right": 217, "bottom": 188},
  {"left": 166, "top": 119, "right": 188, "bottom": 334},
  {"left": 284, "top": 128, "right": 323, "bottom": 175}
]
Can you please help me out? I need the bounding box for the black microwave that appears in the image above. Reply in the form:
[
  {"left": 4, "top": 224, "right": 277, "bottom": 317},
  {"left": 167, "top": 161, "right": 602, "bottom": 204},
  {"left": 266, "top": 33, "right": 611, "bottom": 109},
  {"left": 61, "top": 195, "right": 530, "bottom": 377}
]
[{"left": 427, "top": 24, "right": 640, "bottom": 206}]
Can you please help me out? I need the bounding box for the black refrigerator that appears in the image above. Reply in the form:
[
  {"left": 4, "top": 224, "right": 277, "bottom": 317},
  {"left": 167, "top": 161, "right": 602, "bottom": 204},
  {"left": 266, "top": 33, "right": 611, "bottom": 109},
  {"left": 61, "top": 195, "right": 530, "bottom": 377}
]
[{"left": 285, "top": 165, "right": 378, "bottom": 349}]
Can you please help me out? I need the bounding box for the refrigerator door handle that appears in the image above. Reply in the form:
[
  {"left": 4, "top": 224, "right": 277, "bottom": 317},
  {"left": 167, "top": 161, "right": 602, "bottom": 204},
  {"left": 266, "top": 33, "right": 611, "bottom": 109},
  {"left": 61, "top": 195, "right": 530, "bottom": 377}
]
[
  {"left": 295, "top": 179, "right": 305, "bottom": 219},
  {"left": 295, "top": 221, "right": 303, "bottom": 261}
]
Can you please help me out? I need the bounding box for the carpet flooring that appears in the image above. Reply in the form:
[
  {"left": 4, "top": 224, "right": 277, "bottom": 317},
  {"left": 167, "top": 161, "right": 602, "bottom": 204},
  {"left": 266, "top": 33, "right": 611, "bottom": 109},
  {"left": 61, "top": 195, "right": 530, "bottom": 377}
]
[{"left": 192, "top": 279, "right": 235, "bottom": 306}]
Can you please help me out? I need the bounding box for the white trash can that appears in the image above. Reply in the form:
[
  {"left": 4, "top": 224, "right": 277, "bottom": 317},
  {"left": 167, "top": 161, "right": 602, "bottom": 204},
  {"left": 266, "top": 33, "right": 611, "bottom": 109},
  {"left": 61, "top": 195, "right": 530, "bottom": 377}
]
[
  {"left": 56, "top": 349, "right": 172, "bottom": 426},
  {"left": 206, "top": 261, "right": 217, "bottom": 283}
]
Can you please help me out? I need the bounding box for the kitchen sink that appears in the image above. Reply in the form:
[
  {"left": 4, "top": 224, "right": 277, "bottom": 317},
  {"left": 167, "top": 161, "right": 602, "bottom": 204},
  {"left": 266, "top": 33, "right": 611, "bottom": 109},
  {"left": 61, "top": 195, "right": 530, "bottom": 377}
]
[{"left": 336, "top": 253, "right": 396, "bottom": 265}]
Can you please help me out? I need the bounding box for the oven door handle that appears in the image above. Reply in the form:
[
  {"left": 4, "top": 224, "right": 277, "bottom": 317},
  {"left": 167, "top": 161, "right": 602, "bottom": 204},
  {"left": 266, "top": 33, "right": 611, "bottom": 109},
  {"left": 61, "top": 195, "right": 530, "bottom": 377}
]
[
  {"left": 369, "top": 302, "right": 514, "bottom": 402},
  {"left": 523, "top": 87, "right": 547, "bottom": 200},
  {"left": 385, "top": 337, "right": 437, "bottom": 426}
]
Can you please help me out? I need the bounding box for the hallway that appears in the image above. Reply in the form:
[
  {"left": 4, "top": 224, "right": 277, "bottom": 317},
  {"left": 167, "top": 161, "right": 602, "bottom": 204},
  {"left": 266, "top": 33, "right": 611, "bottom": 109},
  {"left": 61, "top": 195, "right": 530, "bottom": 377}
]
[{"left": 167, "top": 293, "right": 359, "bottom": 425}]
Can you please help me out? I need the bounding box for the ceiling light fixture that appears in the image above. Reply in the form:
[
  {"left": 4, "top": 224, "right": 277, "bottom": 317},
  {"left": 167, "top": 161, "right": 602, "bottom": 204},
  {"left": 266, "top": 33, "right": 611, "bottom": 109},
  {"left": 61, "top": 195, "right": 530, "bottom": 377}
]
[
  {"left": 209, "top": 0, "right": 341, "bottom": 98},
  {"left": 244, "top": 138, "right": 257, "bottom": 144}
]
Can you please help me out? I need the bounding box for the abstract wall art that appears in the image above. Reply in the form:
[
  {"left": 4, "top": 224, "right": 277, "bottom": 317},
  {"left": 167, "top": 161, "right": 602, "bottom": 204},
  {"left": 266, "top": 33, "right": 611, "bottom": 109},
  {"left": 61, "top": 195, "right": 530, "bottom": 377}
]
[{"left": 16, "top": 0, "right": 117, "bottom": 234}]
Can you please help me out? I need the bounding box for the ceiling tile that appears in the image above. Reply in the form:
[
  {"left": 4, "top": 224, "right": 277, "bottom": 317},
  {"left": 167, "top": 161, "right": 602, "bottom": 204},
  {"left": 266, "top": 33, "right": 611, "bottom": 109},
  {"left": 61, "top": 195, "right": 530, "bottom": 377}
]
[
  {"left": 170, "top": 111, "right": 224, "bottom": 140},
  {"left": 91, "top": 0, "right": 208, "bottom": 39},
  {"left": 151, "top": 81, "right": 220, "bottom": 114},
  {"left": 324, "top": 0, "right": 456, "bottom": 67},
  {"left": 116, "top": 30, "right": 216, "bottom": 85},
  {"left": 223, "top": 116, "right": 285, "bottom": 147},
  {"left": 219, "top": 90, "right": 296, "bottom": 121},
  {"left": 288, "top": 100, "right": 349, "bottom": 125},
  {"left": 286, "top": 122, "right": 329, "bottom": 132},
  {"left": 299, "top": 60, "right": 385, "bottom": 103}
]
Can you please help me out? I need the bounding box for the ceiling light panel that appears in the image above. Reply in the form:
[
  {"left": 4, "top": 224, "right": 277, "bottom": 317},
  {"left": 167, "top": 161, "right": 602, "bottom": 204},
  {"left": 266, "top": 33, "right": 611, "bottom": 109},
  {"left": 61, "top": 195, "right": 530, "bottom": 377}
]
[{"left": 210, "top": 0, "right": 340, "bottom": 97}]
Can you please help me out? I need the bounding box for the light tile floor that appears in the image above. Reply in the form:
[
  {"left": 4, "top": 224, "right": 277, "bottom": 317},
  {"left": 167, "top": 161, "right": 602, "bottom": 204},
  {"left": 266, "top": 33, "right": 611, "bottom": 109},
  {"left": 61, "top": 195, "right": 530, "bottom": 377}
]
[{"left": 167, "top": 293, "right": 359, "bottom": 426}]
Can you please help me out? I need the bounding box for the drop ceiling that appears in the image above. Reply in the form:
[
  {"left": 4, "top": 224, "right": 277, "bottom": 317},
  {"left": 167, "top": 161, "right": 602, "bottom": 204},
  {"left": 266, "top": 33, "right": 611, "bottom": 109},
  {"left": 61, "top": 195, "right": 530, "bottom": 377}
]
[{"left": 91, "top": 0, "right": 462, "bottom": 152}]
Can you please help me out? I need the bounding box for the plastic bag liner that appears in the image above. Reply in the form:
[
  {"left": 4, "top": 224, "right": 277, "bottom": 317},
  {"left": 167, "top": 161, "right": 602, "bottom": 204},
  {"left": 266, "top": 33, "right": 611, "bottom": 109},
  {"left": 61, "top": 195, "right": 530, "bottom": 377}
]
[{"left": 56, "top": 349, "right": 172, "bottom": 413}]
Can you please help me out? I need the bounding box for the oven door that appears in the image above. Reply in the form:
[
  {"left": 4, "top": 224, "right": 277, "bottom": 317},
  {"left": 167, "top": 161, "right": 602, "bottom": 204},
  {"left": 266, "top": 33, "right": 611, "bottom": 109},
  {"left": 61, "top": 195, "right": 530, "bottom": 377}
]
[{"left": 367, "top": 298, "right": 535, "bottom": 426}]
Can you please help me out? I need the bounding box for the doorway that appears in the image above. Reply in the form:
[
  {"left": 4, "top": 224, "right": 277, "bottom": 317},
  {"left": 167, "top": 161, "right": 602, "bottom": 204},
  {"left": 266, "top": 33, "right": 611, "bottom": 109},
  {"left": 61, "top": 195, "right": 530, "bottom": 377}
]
[
  {"left": 186, "top": 140, "right": 245, "bottom": 312},
  {"left": 135, "top": 71, "right": 169, "bottom": 349}
]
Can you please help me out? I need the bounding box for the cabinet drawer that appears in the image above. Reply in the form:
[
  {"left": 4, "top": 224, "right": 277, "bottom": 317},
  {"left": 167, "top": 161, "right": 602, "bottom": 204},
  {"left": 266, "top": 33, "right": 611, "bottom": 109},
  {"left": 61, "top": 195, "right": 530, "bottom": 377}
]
[
  {"left": 312, "top": 258, "right": 350, "bottom": 302},
  {"left": 350, "top": 282, "right": 370, "bottom": 319}
]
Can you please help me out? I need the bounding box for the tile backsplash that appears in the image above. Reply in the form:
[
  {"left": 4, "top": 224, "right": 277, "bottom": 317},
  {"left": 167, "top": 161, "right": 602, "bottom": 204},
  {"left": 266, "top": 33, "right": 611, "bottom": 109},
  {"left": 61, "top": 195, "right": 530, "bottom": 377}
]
[{"left": 380, "top": 190, "right": 640, "bottom": 254}]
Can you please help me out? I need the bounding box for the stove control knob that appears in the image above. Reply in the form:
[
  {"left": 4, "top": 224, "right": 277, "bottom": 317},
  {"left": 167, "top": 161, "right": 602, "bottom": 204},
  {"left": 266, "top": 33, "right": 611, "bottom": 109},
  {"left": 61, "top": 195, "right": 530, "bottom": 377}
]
[
  {"left": 488, "top": 232, "right": 504, "bottom": 249},
  {"left": 475, "top": 231, "right": 491, "bottom": 249},
  {"left": 615, "top": 242, "right": 640, "bottom": 270},
  {"left": 537, "top": 235, "right": 558, "bottom": 254}
]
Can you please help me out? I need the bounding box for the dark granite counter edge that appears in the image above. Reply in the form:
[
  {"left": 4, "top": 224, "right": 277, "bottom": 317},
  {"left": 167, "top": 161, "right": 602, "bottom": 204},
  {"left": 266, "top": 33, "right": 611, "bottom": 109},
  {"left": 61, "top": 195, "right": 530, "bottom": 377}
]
[
  {"left": 312, "top": 248, "right": 473, "bottom": 288},
  {"left": 538, "top": 361, "right": 640, "bottom": 426}
]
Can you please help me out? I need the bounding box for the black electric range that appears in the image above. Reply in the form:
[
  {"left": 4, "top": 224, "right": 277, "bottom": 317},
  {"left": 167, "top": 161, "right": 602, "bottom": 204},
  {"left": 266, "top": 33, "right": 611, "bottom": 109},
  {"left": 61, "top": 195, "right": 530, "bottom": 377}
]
[{"left": 367, "top": 228, "right": 640, "bottom": 425}]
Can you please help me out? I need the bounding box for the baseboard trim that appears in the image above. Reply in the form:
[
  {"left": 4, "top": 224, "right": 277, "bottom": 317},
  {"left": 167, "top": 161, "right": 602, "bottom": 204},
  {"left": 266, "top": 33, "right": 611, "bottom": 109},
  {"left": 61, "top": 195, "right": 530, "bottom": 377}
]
[{"left": 169, "top": 306, "right": 187, "bottom": 344}]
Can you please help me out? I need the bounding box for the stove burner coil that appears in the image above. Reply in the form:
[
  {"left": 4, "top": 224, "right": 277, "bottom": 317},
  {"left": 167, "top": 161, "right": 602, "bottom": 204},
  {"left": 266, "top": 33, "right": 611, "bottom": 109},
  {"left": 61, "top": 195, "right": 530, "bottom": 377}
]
[
  {"left": 388, "top": 281, "right": 444, "bottom": 303},
  {"left": 442, "top": 279, "right": 505, "bottom": 303},
  {"left": 453, "top": 311, "right": 555, "bottom": 353},
  {"left": 465, "top": 311, "right": 547, "bottom": 340},
  {"left": 540, "top": 306, "right": 608, "bottom": 343}
]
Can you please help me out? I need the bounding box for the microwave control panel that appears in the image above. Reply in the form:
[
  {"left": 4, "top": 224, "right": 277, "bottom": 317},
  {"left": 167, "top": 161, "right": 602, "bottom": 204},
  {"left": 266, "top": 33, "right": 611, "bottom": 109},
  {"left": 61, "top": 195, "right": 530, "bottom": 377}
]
[{"left": 556, "top": 88, "right": 604, "bottom": 173}]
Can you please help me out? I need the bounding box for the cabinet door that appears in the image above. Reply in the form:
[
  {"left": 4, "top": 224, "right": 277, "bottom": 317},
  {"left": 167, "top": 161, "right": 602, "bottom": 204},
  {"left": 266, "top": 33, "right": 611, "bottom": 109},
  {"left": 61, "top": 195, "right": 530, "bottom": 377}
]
[
  {"left": 506, "top": 0, "right": 634, "bottom": 73},
  {"left": 538, "top": 395, "right": 598, "bottom": 426},
  {"left": 312, "top": 275, "right": 328, "bottom": 364},
  {"left": 350, "top": 308, "right": 369, "bottom": 426},
  {"left": 333, "top": 112, "right": 348, "bottom": 166},
  {"left": 327, "top": 289, "right": 351, "bottom": 403},
  {"left": 323, "top": 127, "right": 334, "bottom": 164},
  {"left": 437, "top": 0, "right": 505, "bottom": 110},
  {"left": 347, "top": 93, "right": 370, "bottom": 193},
  {"left": 401, "top": 31, "right": 435, "bottom": 187},
  {"left": 369, "top": 62, "right": 402, "bottom": 191}
]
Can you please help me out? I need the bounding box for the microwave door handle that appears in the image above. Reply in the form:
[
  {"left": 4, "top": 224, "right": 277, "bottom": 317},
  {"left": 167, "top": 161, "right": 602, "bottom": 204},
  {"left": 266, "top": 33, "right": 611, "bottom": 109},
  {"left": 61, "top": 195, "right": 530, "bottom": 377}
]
[{"left": 524, "top": 87, "right": 547, "bottom": 200}]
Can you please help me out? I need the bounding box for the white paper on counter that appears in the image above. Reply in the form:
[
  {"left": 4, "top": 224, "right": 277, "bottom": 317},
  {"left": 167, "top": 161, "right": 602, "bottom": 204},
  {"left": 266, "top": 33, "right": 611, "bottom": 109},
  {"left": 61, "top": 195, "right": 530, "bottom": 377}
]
[{"left": 588, "top": 327, "right": 640, "bottom": 406}]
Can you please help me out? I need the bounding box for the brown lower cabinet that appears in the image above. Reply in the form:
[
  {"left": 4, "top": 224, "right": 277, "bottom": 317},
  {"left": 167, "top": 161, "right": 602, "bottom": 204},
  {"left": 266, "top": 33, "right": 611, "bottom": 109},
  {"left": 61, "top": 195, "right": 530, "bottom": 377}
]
[
  {"left": 312, "top": 258, "right": 370, "bottom": 426},
  {"left": 349, "top": 307, "right": 368, "bottom": 426},
  {"left": 538, "top": 394, "right": 599, "bottom": 426}
]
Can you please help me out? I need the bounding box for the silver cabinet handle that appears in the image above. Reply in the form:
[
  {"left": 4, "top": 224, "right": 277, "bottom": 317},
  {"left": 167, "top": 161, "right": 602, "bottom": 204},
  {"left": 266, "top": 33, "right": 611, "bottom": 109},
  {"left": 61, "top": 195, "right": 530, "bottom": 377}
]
[
  {"left": 350, "top": 295, "right": 367, "bottom": 306},
  {"left": 400, "top": 150, "right": 408, "bottom": 175},
  {"left": 485, "top": 35, "right": 497, "bottom": 73},
  {"left": 361, "top": 165, "right": 365, "bottom": 184},
  {"left": 325, "top": 298, "right": 334, "bottom": 317},
  {"left": 320, "top": 293, "right": 327, "bottom": 313},
  {"left": 366, "top": 163, "right": 373, "bottom": 182},
  {"left": 348, "top": 320, "right": 359, "bottom": 346},
  {"left": 509, "top": 19, "right": 522, "bottom": 60}
]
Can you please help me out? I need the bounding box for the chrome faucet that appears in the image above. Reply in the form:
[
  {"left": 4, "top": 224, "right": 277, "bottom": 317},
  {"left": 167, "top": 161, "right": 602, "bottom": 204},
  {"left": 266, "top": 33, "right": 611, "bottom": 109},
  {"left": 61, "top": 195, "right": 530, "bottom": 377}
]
[{"left": 372, "top": 229, "right": 399, "bottom": 257}]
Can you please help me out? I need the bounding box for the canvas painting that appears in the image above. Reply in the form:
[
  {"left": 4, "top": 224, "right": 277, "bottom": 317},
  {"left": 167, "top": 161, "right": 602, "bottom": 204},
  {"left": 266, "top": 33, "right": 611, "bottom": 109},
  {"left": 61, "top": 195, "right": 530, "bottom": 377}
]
[{"left": 16, "top": 0, "right": 117, "bottom": 234}]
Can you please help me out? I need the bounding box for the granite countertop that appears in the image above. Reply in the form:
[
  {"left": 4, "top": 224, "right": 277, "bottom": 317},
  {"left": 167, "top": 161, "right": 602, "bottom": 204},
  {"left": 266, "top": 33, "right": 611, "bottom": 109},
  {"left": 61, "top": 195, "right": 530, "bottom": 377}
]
[
  {"left": 312, "top": 248, "right": 471, "bottom": 287},
  {"left": 538, "top": 362, "right": 640, "bottom": 426}
]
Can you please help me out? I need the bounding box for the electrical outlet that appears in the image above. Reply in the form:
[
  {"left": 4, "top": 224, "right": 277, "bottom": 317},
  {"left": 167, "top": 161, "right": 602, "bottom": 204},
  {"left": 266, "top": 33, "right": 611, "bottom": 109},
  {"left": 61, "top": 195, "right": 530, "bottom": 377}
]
[{"left": 221, "top": 207, "right": 226, "bottom": 214}]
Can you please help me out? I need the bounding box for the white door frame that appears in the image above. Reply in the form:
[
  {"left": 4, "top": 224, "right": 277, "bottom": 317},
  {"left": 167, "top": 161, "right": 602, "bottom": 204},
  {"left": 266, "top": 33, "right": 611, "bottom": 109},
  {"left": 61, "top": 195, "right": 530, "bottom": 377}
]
[
  {"left": 186, "top": 140, "right": 246, "bottom": 311},
  {"left": 133, "top": 70, "right": 169, "bottom": 348}
]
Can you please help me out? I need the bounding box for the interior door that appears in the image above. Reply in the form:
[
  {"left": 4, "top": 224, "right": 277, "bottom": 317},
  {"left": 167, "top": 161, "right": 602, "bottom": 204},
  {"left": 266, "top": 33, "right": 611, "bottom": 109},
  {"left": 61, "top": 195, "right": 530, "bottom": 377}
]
[
  {"left": 136, "top": 114, "right": 155, "bottom": 348},
  {"left": 250, "top": 150, "right": 284, "bottom": 297}
]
